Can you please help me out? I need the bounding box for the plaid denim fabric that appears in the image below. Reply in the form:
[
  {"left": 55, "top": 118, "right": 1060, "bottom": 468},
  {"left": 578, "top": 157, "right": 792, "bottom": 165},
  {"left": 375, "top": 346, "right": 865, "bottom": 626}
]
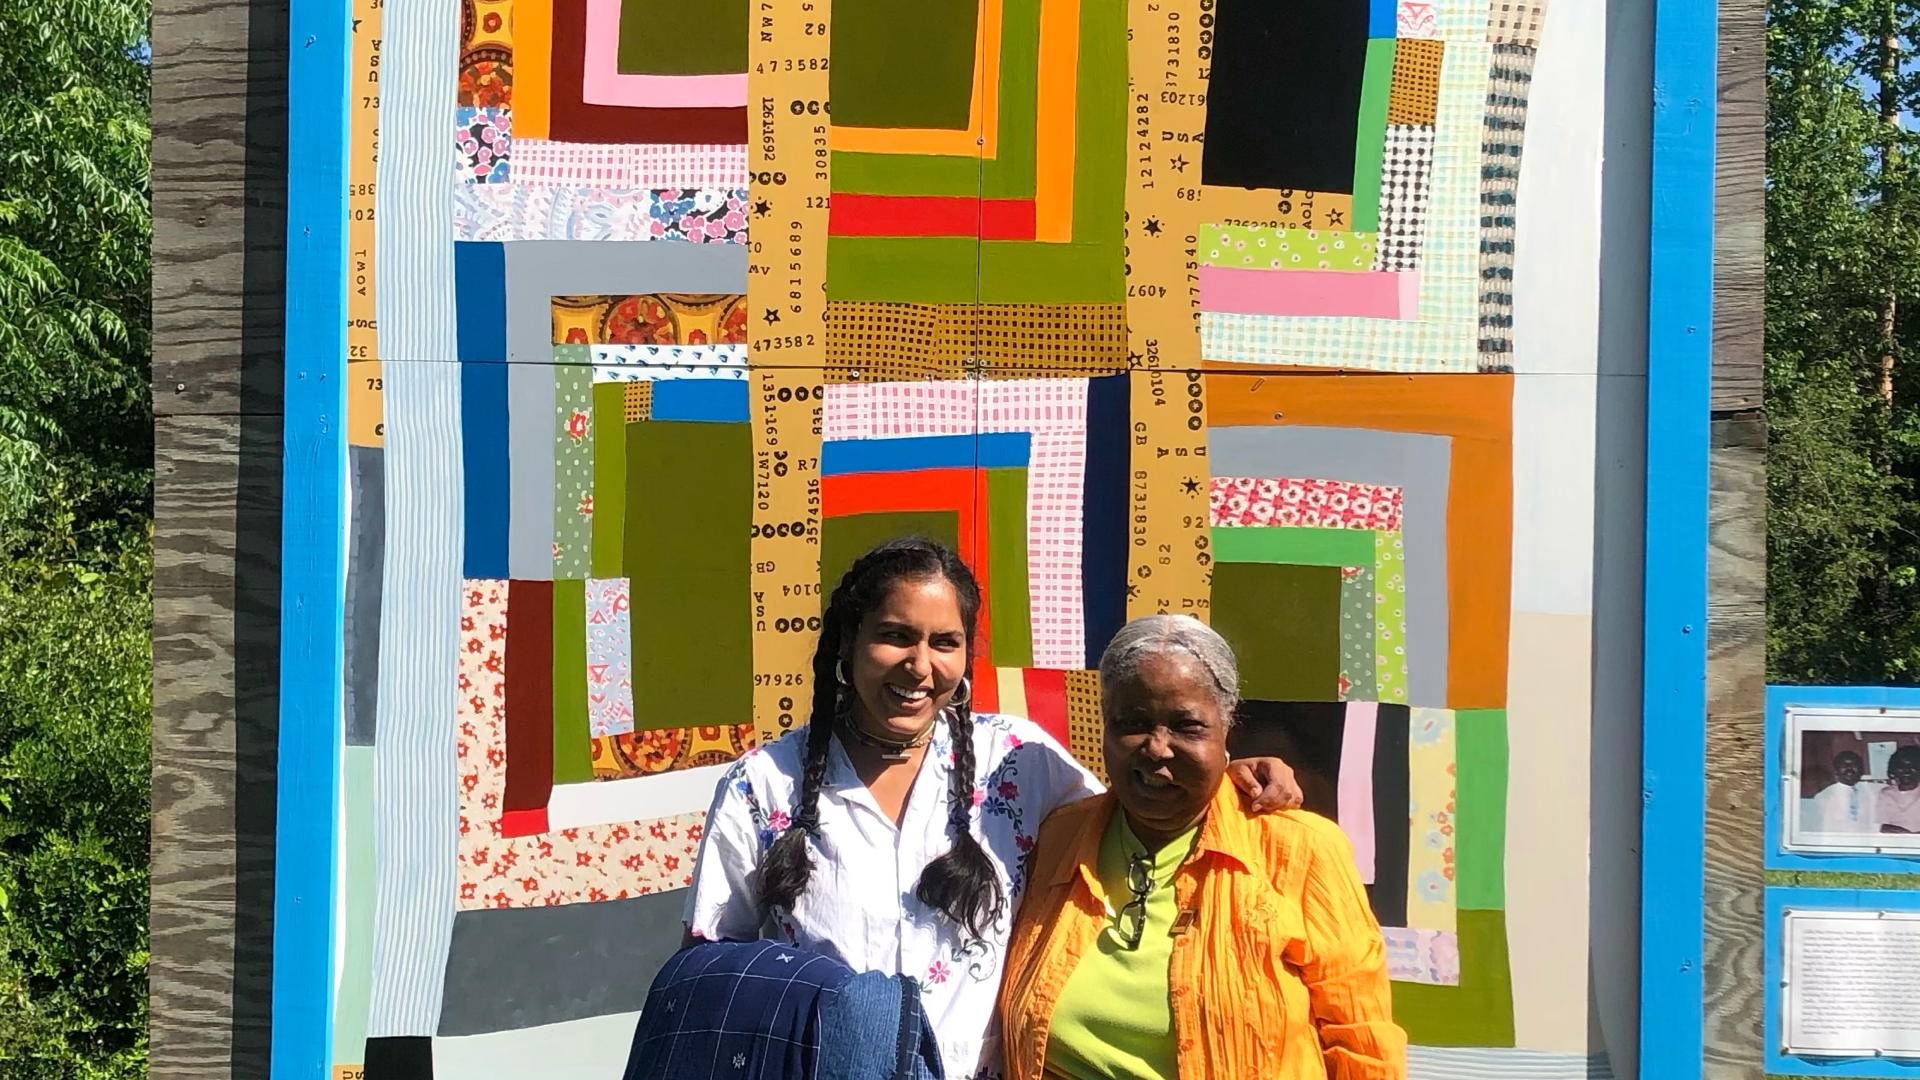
[
  {"left": 1200, "top": 39, "right": 1490, "bottom": 373},
  {"left": 623, "top": 941, "right": 853, "bottom": 1080}
]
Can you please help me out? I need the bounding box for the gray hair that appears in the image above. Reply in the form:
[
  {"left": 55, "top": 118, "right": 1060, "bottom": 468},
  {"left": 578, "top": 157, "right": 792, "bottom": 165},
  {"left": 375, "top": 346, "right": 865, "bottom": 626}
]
[{"left": 1097, "top": 615, "right": 1241, "bottom": 720}]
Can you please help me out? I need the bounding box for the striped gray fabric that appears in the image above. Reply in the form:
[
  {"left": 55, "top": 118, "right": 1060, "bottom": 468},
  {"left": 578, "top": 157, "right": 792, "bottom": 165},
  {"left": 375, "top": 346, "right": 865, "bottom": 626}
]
[
  {"left": 1405, "top": 1045, "right": 1612, "bottom": 1076},
  {"left": 1409, "top": 1047, "right": 1616, "bottom": 1080},
  {"left": 367, "top": 0, "right": 463, "bottom": 1039},
  {"left": 367, "top": 364, "right": 464, "bottom": 1037}
]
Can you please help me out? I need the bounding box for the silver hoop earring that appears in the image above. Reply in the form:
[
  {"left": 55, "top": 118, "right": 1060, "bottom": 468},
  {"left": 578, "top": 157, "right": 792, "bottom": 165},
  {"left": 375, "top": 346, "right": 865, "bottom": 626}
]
[
  {"left": 834, "top": 659, "right": 851, "bottom": 687},
  {"left": 948, "top": 677, "right": 972, "bottom": 708}
]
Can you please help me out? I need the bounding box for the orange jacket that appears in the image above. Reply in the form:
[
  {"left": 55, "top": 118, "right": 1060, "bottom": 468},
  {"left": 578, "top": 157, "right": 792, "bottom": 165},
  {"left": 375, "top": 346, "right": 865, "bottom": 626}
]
[{"left": 998, "top": 779, "right": 1408, "bottom": 1080}]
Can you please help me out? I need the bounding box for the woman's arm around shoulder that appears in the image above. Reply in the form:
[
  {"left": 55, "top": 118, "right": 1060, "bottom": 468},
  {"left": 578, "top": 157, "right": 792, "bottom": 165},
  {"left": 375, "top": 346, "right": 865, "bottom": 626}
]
[{"left": 1267, "top": 811, "right": 1408, "bottom": 1080}]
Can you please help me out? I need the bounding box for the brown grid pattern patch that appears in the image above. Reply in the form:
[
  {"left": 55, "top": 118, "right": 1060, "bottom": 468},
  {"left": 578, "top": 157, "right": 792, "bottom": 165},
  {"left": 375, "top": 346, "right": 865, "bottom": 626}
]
[
  {"left": 623, "top": 380, "right": 653, "bottom": 423},
  {"left": 1387, "top": 39, "right": 1445, "bottom": 125},
  {"left": 823, "top": 302, "right": 1129, "bottom": 382},
  {"left": 1487, "top": 0, "right": 1546, "bottom": 47},
  {"left": 1063, "top": 669, "right": 1106, "bottom": 784}
]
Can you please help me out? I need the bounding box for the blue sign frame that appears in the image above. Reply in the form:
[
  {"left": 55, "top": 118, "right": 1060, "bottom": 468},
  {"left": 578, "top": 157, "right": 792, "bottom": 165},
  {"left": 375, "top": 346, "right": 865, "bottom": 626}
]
[
  {"left": 1765, "top": 887, "right": 1920, "bottom": 1078},
  {"left": 1765, "top": 685, "right": 1920, "bottom": 877}
]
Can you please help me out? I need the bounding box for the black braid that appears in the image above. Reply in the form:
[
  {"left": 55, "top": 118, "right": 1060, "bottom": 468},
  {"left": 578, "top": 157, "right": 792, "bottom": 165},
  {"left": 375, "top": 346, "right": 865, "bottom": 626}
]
[
  {"left": 755, "top": 595, "right": 845, "bottom": 912},
  {"left": 914, "top": 696, "right": 1007, "bottom": 939}
]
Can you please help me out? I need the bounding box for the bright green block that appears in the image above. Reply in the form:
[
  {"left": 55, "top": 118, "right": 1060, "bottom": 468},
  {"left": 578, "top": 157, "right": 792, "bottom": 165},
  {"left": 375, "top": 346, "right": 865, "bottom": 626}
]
[
  {"left": 1210, "top": 525, "right": 1376, "bottom": 567},
  {"left": 1454, "top": 708, "right": 1508, "bottom": 910}
]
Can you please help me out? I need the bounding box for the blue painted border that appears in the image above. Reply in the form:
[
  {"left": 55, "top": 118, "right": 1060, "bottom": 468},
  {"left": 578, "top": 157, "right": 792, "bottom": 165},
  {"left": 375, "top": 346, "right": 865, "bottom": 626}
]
[
  {"left": 1765, "top": 685, "right": 1920, "bottom": 875},
  {"left": 1765, "top": 887, "right": 1920, "bottom": 1077},
  {"left": 1639, "top": 0, "right": 1717, "bottom": 1068},
  {"left": 271, "top": 0, "right": 352, "bottom": 1076}
]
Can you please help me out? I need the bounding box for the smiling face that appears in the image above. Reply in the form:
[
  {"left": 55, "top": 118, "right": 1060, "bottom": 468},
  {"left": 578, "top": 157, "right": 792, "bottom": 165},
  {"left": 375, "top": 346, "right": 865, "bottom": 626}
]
[
  {"left": 1833, "top": 752, "right": 1864, "bottom": 786},
  {"left": 845, "top": 574, "right": 971, "bottom": 739},
  {"left": 1891, "top": 749, "right": 1920, "bottom": 792},
  {"left": 1103, "top": 650, "right": 1232, "bottom": 848}
]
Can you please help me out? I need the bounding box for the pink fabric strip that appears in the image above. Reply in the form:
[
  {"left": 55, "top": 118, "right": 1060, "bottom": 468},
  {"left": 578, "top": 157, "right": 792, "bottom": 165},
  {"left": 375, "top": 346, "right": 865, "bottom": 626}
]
[
  {"left": 1198, "top": 266, "right": 1415, "bottom": 320},
  {"left": 1338, "top": 701, "right": 1378, "bottom": 884},
  {"left": 821, "top": 379, "right": 1090, "bottom": 668},
  {"left": 583, "top": 0, "right": 748, "bottom": 108}
]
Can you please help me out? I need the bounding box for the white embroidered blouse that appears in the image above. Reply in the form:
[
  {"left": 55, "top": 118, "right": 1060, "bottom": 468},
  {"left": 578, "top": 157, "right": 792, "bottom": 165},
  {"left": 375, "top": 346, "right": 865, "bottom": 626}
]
[{"left": 684, "top": 712, "right": 1103, "bottom": 1080}]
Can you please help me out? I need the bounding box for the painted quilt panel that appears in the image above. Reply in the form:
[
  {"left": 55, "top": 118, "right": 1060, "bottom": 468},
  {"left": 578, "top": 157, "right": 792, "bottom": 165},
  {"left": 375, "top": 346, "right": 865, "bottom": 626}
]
[{"left": 323, "top": 0, "right": 1607, "bottom": 1072}]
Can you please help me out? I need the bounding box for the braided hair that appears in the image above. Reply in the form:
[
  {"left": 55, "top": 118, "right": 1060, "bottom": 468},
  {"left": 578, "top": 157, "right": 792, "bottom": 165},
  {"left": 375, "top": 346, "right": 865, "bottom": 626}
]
[{"left": 755, "top": 538, "right": 1006, "bottom": 938}]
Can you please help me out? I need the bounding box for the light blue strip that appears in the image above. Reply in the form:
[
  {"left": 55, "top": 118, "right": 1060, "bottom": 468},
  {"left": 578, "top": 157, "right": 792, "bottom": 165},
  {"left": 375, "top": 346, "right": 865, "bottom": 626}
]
[
  {"left": 271, "top": 0, "right": 349, "bottom": 1073},
  {"left": 822, "top": 432, "right": 1033, "bottom": 475},
  {"left": 1639, "top": 0, "right": 1716, "bottom": 1061},
  {"left": 365, "top": 0, "right": 462, "bottom": 1040},
  {"left": 366, "top": 364, "right": 464, "bottom": 1039}
]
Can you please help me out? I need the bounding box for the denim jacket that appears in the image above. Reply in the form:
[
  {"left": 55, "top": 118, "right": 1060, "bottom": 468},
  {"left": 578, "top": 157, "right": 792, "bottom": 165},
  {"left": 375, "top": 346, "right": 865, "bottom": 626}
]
[{"left": 623, "top": 940, "right": 945, "bottom": 1080}]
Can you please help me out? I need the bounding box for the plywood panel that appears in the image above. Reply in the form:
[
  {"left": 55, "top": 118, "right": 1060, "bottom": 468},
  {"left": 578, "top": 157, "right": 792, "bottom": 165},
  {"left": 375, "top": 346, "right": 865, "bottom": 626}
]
[
  {"left": 152, "top": 0, "right": 288, "bottom": 1073},
  {"left": 151, "top": 416, "right": 240, "bottom": 1080},
  {"left": 152, "top": 0, "right": 287, "bottom": 417},
  {"left": 1711, "top": 0, "right": 1764, "bottom": 413},
  {"left": 1701, "top": 426, "right": 1765, "bottom": 1080}
]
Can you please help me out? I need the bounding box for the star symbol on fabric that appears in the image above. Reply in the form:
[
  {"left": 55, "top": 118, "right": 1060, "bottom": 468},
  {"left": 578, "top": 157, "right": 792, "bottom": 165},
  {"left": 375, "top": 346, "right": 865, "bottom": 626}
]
[
  {"left": 1181, "top": 477, "right": 1201, "bottom": 494},
  {"left": 1128, "top": 350, "right": 1144, "bottom": 368},
  {"left": 1170, "top": 155, "right": 1189, "bottom": 172},
  {"left": 1144, "top": 218, "right": 1164, "bottom": 236},
  {"left": 754, "top": 199, "right": 772, "bottom": 217},
  {"left": 1127, "top": 583, "right": 1141, "bottom": 600},
  {"left": 353, "top": 18, "right": 362, "bottom": 31},
  {"left": 1328, "top": 209, "right": 1346, "bottom": 226},
  {"left": 777, "top": 952, "right": 795, "bottom": 963},
  {"left": 764, "top": 308, "right": 781, "bottom": 325}
]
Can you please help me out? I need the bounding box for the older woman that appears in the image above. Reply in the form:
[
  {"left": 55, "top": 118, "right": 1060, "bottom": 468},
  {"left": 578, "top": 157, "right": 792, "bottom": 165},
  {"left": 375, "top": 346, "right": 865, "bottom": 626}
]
[
  {"left": 684, "top": 542, "right": 1302, "bottom": 1080},
  {"left": 999, "top": 616, "right": 1406, "bottom": 1080}
]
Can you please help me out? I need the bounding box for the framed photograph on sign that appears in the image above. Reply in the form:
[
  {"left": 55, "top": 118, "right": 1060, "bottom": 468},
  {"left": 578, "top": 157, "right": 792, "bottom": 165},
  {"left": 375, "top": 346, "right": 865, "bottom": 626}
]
[{"left": 1782, "top": 706, "right": 1920, "bottom": 856}]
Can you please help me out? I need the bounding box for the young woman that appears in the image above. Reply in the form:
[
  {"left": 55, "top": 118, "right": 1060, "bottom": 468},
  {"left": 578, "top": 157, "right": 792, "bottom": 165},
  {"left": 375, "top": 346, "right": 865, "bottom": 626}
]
[{"left": 684, "top": 539, "right": 1299, "bottom": 1080}]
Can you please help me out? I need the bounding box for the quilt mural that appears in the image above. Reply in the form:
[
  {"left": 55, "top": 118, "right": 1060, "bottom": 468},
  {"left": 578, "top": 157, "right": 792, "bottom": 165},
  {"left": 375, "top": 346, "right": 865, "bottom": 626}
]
[{"left": 330, "top": 0, "right": 1608, "bottom": 1074}]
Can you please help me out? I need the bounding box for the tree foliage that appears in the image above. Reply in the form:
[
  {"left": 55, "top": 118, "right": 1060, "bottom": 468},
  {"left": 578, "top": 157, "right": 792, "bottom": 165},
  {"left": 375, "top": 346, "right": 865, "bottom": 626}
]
[
  {"left": 0, "top": 0, "right": 151, "bottom": 562},
  {"left": 0, "top": 0, "right": 152, "bottom": 1075},
  {"left": 0, "top": 558, "right": 151, "bottom": 1079},
  {"left": 1768, "top": 0, "right": 1920, "bottom": 680}
]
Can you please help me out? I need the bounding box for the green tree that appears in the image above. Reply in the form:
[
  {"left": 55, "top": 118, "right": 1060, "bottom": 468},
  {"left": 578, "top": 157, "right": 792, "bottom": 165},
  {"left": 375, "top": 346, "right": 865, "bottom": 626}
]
[
  {"left": 0, "top": 0, "right": 151, "bottom": 562},
  {"left": 0, "top": 0, "right": 152, "bottom": 1076},
  {"left": 0, "top": 556, "right": 151, "bottom": 1079},
  {"left": 1767, "top": 0, "right": 1920, "bottom": 680}
]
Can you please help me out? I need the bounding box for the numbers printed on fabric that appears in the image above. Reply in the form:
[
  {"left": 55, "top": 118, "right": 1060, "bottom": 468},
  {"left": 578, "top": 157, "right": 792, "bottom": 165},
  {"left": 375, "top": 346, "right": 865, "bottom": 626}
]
[{"left": 1125, "top": 0, "right": 1214, "bottom": 622}]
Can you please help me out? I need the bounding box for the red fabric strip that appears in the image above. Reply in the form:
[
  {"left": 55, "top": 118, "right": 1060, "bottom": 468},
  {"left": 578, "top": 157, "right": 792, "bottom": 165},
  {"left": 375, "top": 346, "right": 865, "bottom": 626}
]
[
  {"left": 500, "top": 808, "right": 551, "bottom": 839},
  {"left": 503, "top": 579, "right": 556, "bottom": 824},
  {"left": 821, "top": 468, "right": 995, "bottom": 666},
  {"left": 828, "top": 194, "right": 1038, "bottom": 240},
  {"left": 1022, "top": 668, "right": 1070, "bottom": 748},
  {"left": 970, "top": 657, "right": 1001, "bottom": 714}
]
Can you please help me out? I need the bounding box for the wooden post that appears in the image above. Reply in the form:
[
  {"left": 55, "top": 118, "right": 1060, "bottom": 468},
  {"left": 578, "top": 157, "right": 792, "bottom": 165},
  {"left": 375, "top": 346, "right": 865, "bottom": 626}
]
[
  {"left": 1701, "top": 0, "right": 1767, "bottom": 1068},
  {"left": 150, "top": 0, "right": 288, "bottom": 1076}
]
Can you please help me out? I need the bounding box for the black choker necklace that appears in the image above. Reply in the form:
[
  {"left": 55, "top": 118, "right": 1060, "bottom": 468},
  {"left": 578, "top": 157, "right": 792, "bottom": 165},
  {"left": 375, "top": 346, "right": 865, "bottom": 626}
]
[{"left": 838, "top": 711, "right": 940, "bottom": 762}]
